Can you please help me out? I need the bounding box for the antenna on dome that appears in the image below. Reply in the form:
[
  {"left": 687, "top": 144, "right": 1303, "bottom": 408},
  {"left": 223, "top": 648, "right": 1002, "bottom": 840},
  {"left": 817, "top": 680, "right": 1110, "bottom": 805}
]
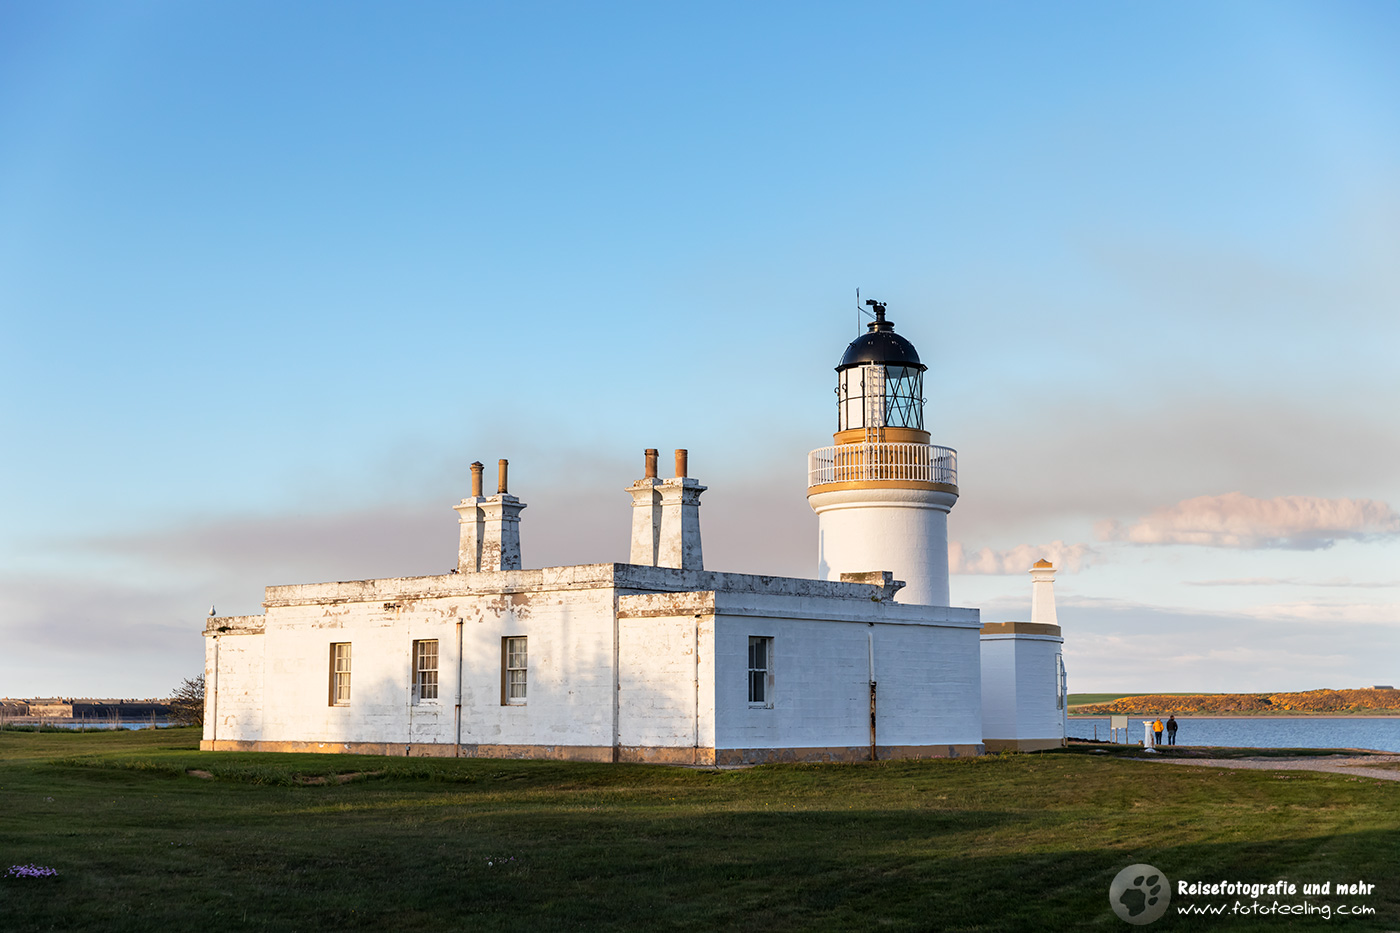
[{"left": 855, "top": 287, "right": 876, "bottom": 334}]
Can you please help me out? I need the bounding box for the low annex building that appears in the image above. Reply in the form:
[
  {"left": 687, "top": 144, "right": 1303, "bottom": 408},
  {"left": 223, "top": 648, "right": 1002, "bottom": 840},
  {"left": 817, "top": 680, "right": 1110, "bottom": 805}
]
[{"left": 204, "top": 303, "right": 1066, "bottom": 762}]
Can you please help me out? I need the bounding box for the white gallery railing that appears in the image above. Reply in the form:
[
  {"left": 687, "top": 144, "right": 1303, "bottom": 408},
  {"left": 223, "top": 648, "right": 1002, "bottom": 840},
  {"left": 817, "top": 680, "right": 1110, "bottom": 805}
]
[{"left": 807, "top": 442, "right": 958, "bottom": 487}]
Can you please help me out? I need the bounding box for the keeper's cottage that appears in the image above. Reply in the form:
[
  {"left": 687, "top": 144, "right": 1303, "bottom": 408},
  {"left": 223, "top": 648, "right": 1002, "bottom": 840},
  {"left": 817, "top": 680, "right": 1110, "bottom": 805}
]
[{"left": 204, "top": 303, "right": 1067, "bottom": 762}]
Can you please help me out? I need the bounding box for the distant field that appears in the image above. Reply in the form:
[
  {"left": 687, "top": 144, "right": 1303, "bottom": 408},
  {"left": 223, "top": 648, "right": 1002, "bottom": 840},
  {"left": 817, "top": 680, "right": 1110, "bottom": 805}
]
[
  {"left": 2, "top": 727, "right": 1398, "bottom": 931},
  {"left": 1073, "top": 689, "right": 1400, "bottom": 716},
  {"left": 1068, "top": 693, "right": 1195, "bottom": 706}
]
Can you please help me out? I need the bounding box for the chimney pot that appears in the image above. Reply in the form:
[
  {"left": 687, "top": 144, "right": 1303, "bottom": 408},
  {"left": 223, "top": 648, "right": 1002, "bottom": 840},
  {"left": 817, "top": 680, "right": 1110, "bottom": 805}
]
[
  {"left": 644, "top": 449, "right": 658, "bottom": 479},
  {"left": 498, "top": 459, "right": 509, "bottom": 495},
  {"left": 470, "top": 461, "right": 484, "bottom": 498},
  {"left": 675, "top": 448, "right": 688, "bottom": 478}
]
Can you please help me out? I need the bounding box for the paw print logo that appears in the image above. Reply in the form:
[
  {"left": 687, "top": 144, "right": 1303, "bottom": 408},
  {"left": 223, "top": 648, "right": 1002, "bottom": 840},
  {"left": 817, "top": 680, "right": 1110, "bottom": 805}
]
[{"left": 1109, "top": 863, "right": 1170, "bottom": 925}]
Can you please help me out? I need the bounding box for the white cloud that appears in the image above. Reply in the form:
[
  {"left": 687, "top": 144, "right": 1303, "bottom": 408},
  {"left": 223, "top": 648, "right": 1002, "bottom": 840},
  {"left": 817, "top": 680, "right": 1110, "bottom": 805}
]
[
  {"left": 1096, "top": 492, "right": 1400, "bottom": 550},
  {"left": 949, "top": 540, "right": 1097, "bottom": 575},
  {"left": 70, "top": 459, "right": 818, "bottom": 587},
  {"left": 946, "top": 394, "right": 1400, "bottom": 549},
  {"left": 1056, "top": 597, "right": 1400, "bottom": 693},
  {"left": 1239, "top": 600, "right": 1400, "bottom": 626}
]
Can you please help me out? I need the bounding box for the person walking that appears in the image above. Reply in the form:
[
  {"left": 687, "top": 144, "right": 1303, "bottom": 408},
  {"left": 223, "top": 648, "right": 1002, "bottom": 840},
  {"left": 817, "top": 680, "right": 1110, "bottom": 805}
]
[
  {"left": 1166, "top": 715, "right": 1178, "bottom": 746},
  {"left": 1152, "top": 718, "right": 1164, "bottom": 747}
]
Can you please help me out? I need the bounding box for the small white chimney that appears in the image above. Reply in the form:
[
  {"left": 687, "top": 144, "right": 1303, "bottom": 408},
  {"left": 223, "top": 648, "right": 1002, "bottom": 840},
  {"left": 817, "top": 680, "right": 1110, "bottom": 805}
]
[{"left": 1030, "top": 559, "right": 1058, "bottom": 626}]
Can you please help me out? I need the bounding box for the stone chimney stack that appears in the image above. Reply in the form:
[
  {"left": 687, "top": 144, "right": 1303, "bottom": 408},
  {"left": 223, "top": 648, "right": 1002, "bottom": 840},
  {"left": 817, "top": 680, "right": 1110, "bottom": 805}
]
[
  {"left": 657, "top": 448, "right": 705, "bottom": 570},
  {"left": 627, "top": 448, "right": 706, "bottom": 570},
  {"left": 454, "top": 462, "right": 486, "bottom": 573},
  {"left": 1030, "top": 559, "right": 1058, "bottom": 627},
  {"left": 455, "top": 458, "right": 526, "bottom": 572},
  {"left": 627, "top": 449, "right": 663, "bottom": 566}
]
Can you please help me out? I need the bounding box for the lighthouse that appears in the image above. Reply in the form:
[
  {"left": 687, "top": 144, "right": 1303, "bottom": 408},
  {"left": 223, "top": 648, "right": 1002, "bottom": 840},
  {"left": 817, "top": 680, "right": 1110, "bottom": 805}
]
[{"left": 806, "top": 301, "right": 958, "bottom": 605}]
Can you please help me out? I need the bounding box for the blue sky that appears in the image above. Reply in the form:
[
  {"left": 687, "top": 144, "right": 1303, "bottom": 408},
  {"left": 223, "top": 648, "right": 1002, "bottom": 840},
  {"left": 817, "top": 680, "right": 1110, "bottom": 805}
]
[{"left": 2, "top": 2, "right": 1398, "bottom": 698}]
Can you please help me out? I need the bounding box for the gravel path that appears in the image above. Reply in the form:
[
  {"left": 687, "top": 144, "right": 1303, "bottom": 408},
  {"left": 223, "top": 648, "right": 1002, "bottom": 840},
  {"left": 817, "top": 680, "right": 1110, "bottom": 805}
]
[{"left": 1148, "top": 753, "right": 1400, "bottom": 781}]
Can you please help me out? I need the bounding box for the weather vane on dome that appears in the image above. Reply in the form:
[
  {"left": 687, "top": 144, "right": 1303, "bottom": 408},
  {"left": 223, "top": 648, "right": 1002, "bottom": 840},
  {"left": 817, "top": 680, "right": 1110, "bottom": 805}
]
[
  {"left": 855, "top": 291, "right": 890, "bottom": 334},
  {"left": 854, "top": 288, "right": 888, "bottom": 333}
]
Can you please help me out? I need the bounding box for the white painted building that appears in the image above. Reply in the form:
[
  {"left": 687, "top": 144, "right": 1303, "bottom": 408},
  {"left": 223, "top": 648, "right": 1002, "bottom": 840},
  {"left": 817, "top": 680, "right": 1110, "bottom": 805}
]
[
  {"left": 980, "top": 560, "right": 1068, "bottom": 752},
  {"left": 204, "top": 303, "right": 1065, "bottom": 762}
]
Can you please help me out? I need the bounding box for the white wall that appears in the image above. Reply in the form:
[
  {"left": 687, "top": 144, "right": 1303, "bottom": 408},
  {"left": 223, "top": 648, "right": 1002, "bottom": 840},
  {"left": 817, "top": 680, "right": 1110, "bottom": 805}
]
[
  {"left": 206, "top": 565, "right": 989, "bottom": 759},
  {"left": 1012, "top": 637, "right": 1065, "bottom": 742},
  {"left": 204, "top": 625, "right": 265, "bottom": 744},
  {"left": 713, "top": 615, "right": 983, "bottom": 751},
  {"left": 810, "top": 486, "right": 957, "bottom": 606},
  {"left": 979, "top": 637, "right": 1018, "bottom": 741},
  {"left": 616, "top": 596, "right": 716, "bottom": 751},
  {"left": 245, "top": 585, "right": 618, "bottom": 749},
  {"left": 980, "top": 633, "right": 1065, "bottom": 742}
]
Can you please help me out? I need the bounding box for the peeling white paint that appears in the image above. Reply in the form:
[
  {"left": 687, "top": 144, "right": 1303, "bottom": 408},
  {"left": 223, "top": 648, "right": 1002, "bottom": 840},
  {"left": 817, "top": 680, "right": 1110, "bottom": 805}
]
[{"left": 205, "top": 564, "right": 985, "bottom": 758}]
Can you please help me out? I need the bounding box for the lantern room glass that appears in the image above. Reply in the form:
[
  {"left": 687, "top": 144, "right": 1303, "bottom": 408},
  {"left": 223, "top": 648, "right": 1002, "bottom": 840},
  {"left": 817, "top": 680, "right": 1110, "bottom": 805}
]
[{"left": 837, "top": 363, "right": 924, "bottom": 431}]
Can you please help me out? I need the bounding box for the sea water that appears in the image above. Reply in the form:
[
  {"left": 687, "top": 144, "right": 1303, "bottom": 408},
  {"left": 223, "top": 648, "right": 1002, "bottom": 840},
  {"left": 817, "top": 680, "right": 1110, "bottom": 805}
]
[{"left": 1068, "top": 716, "right": 1400, "bottom": 753}]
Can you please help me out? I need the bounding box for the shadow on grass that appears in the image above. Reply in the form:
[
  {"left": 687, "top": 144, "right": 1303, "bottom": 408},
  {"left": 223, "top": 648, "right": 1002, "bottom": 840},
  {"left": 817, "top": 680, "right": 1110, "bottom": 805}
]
[
  {"left": 2, "top": 800, "right": 1394, "bottom": 932},
  {"left": 3, "top": 733, "right": 1397, "bottom": 931}
]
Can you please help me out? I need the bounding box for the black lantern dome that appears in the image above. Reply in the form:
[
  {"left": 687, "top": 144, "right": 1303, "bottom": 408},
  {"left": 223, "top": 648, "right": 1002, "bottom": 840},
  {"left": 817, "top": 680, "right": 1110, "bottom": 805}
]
[{"left": 837, "top": 304, "right": 925, "bottom": 372}]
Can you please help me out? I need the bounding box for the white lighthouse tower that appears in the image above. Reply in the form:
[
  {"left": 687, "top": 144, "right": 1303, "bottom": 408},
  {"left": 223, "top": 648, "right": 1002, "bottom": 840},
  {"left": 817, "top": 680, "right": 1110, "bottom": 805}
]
[{"left": 806, "top": 301, "right": 959, "bottom": 605}]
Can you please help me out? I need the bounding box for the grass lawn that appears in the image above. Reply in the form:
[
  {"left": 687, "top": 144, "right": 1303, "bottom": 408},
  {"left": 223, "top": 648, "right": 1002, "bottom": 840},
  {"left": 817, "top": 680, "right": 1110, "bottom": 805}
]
[{"left": 1, "top": 728, "right": 1396, "bottom": 931}]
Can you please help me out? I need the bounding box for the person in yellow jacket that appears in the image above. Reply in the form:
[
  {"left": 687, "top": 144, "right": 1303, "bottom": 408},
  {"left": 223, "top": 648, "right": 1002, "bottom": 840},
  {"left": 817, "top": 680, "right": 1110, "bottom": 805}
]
[{"left": 1152, "top": 719, "right": 1164, "bottom": 746}]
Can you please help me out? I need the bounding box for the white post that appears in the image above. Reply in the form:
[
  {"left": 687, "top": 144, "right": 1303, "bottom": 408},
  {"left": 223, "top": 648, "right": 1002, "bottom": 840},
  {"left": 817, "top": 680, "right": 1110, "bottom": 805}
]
[{"left": 1143, "top": 721, "right": 1154, "bottom": 748}]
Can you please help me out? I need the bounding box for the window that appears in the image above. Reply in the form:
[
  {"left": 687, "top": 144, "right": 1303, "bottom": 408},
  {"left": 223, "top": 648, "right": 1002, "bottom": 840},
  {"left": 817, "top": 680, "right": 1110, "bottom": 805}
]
[
  {"left": 836, "top": 364, "right": 925, "bottom": 432},
  {"left": 330, "top": 643, "right": 351, "bottom": 706},
  {"left": 413, "top": 639, "right": 439, "bottom": 702},
  {"left": 502, "top": 636, "right": 527, "bottom": 705},
  {"left": 748, "top": 636, "right": 772, "bottom": 707},
  {"left": 1056, "top": 653, "right": 1067, "bottom": 711}
]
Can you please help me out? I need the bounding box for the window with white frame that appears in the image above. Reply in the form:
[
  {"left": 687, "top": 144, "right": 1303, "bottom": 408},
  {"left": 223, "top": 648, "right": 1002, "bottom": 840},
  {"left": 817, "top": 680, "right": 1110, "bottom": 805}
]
[
  {"left": 503, "top": 636, "right": 527, "bottom": 705},
  {"left": 330, "top": 642, "right": 351, "bottom": 706},
  {"left": 413, "top": 639, "right": 438, "bottom": 702},
  {"left": 748, "top": 636, "right": 772, "bottom": 707}
]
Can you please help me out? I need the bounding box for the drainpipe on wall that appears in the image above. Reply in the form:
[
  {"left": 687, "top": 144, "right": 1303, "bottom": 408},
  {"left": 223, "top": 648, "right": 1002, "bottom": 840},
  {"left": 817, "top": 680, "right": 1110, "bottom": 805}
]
[
  {"left": 611, "top": 591, "right": 621, "bottom": 763},
  {"left": 693, "top": 613, "right": 700, "bottom": 764},
  {"left": 867, "top": 628, "right": 877, "bottom": 762},
  {"left": 454, "top": 618, "right": 464, "bottom": 757},
  {"left": 406, "top": 639, "right": 414, "bottom": 758},
  {"left": 211, "top": 635, "right": 220, "bottom": 748}
]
